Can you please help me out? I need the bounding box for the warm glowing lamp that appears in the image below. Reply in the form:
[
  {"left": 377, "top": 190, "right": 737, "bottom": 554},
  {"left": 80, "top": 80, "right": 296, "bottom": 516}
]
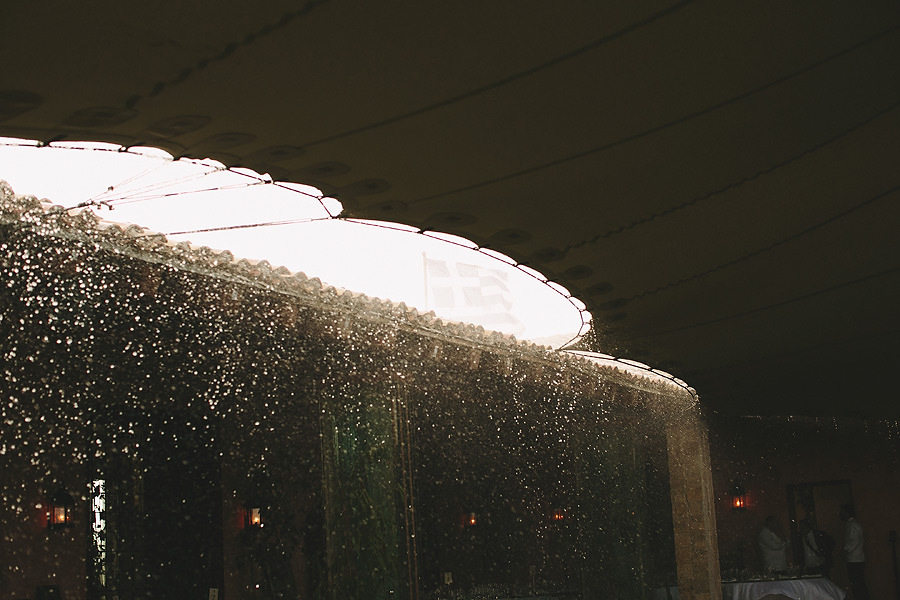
[
  {"left": 730, "top": 483, "right": 747, "bottom": 512},
  {"left": 242, "top": 505, "right": 264, "bottom": 528},
  {"left": 47, "top": 487, "right": 75, "bottom": 529},
  {"left": 551, "top": 508, "right": 567, "bottom": 522},
  {"left": 463, "top": 512, "right": 477, "bottom": 527}
]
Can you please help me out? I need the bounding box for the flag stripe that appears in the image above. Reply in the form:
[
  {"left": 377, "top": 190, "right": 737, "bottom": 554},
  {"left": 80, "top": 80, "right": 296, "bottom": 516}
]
[{"left": 424, "top": 257, "right": 524, "bottom": 335}]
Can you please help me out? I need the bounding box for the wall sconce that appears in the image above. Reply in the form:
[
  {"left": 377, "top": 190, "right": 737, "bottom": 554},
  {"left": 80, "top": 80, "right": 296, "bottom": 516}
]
[
  {"left": 730, "top": 482, "right": 747, "bottom": 512},
  {"left": 242, "top": 505, "right": 264, "bottom": 528},
  {"left": 47, "top": 487, "right": 75, "bottom": 529},
  {"left": 551, "top": 508, "right": 567, "bottom": 522}
]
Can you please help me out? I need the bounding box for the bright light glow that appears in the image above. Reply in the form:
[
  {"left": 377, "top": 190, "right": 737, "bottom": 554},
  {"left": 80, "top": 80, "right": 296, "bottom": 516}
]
[
  {"left": 479, "top": 248, "right": 517, "bottom": 265},
  {"left": 91, "top": 480, "right": 107, "bottom": 587},
  {"left": 565, "top": 350, "right": 696, "bottom": 397},
  {"left": 0, "top": 139, "right": 588, "bottom": 345},
  {"left": 518, "top": 264, "right": 548, "bottom": 282},
  {"left": 422, "top": 230, "right": 479, "bottom": 249},
  {"left": 51, "top": 506, "right": 68, "bottom": 525}
]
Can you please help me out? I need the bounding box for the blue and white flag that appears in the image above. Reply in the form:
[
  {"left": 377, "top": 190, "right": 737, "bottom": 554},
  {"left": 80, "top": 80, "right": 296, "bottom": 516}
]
[{"left": 424, "top": 255, "right": 525, "bottom": 336}]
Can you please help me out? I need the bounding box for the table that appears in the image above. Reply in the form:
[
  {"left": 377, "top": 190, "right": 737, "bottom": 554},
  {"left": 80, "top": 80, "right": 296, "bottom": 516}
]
[
  {"left": 723, "top": 577, "right": 846, "bottom": 600},
  {"left": 650, "top": 576, "right": 846, "bottom": 600}
]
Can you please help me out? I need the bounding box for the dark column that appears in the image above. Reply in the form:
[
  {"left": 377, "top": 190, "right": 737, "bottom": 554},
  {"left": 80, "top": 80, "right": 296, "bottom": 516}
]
[
  {"left": 321, "top": 386, "right": 409, "bottom": 600},
  {"left": 576, "top": 419, "right": 647, "bottom": 599},
  {"left": 666, "top": 410, "right": 722, "bottom": 600}
]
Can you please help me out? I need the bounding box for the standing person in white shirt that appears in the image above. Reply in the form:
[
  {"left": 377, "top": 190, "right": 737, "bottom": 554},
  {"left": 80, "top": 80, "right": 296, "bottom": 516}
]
[
  {"left": 758, "top": 515, "right": 788, "bottom": 574},
  {"left": 840, "top": 504, "right": 869, "bottom": 599}
]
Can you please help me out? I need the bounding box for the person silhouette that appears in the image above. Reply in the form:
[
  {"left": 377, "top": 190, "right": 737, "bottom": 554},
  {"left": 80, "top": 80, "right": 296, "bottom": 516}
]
[
  {"left": 758, "top": 515, "right": 788, "bottom": 574},
  {"left": 840, "top": 504, "right": 869, "bottom": 599}
]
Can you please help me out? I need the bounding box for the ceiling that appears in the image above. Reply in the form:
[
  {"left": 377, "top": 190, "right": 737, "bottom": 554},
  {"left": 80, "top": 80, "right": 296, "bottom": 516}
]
[{"left": 2, "top": 1, "right": 899, "bottom": 417}]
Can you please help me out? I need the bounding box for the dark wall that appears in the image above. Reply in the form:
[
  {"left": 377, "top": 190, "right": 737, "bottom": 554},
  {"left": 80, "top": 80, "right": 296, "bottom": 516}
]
[{"left": 710, "top": 415, "right": 900, "bottom": 599}]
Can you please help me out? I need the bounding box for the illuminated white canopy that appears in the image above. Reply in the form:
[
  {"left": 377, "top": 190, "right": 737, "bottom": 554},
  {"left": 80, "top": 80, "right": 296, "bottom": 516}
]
[{"left": 0, "top": 138, "right": 590, "bottom": 346}]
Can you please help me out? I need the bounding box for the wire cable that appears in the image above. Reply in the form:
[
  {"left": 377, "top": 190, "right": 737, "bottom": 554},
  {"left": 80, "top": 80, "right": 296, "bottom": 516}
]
[
  {"left": 406, "top": 23, "right": 900, "bottom": 208},
  {"left": 635, "top": 265, "right": 900, "bottom": 340},
  {"left": 624, "top": 182, "right": 900, "bottom": 303},
  {"left": 297, "top": 0, "right": 696, "bottom": 148},
  {"left": 162, "top": 216, "right": 333, "bottom": 237},
  {"left": 562, "top": 96, "right": 900, "bottom": 253}
]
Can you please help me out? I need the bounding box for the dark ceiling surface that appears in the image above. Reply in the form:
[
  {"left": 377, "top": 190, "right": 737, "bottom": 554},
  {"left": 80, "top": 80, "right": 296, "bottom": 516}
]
[{"left": 2, "top": 1, "right": 899, "bottom": 417}]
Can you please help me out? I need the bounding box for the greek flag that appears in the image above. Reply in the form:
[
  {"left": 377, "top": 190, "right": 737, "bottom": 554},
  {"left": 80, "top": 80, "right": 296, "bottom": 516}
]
[{"left": 423, "top": 255, "right": 525, "bottom": 336}]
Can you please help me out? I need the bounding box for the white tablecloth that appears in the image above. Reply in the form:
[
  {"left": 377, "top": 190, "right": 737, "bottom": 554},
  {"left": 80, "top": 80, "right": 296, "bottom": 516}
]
[
  {"left": 650, "top": 576, "right": 846, "bottom": 600},
  {"left": 723, "top": 577, "right": 846, "bottom": 600}
]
